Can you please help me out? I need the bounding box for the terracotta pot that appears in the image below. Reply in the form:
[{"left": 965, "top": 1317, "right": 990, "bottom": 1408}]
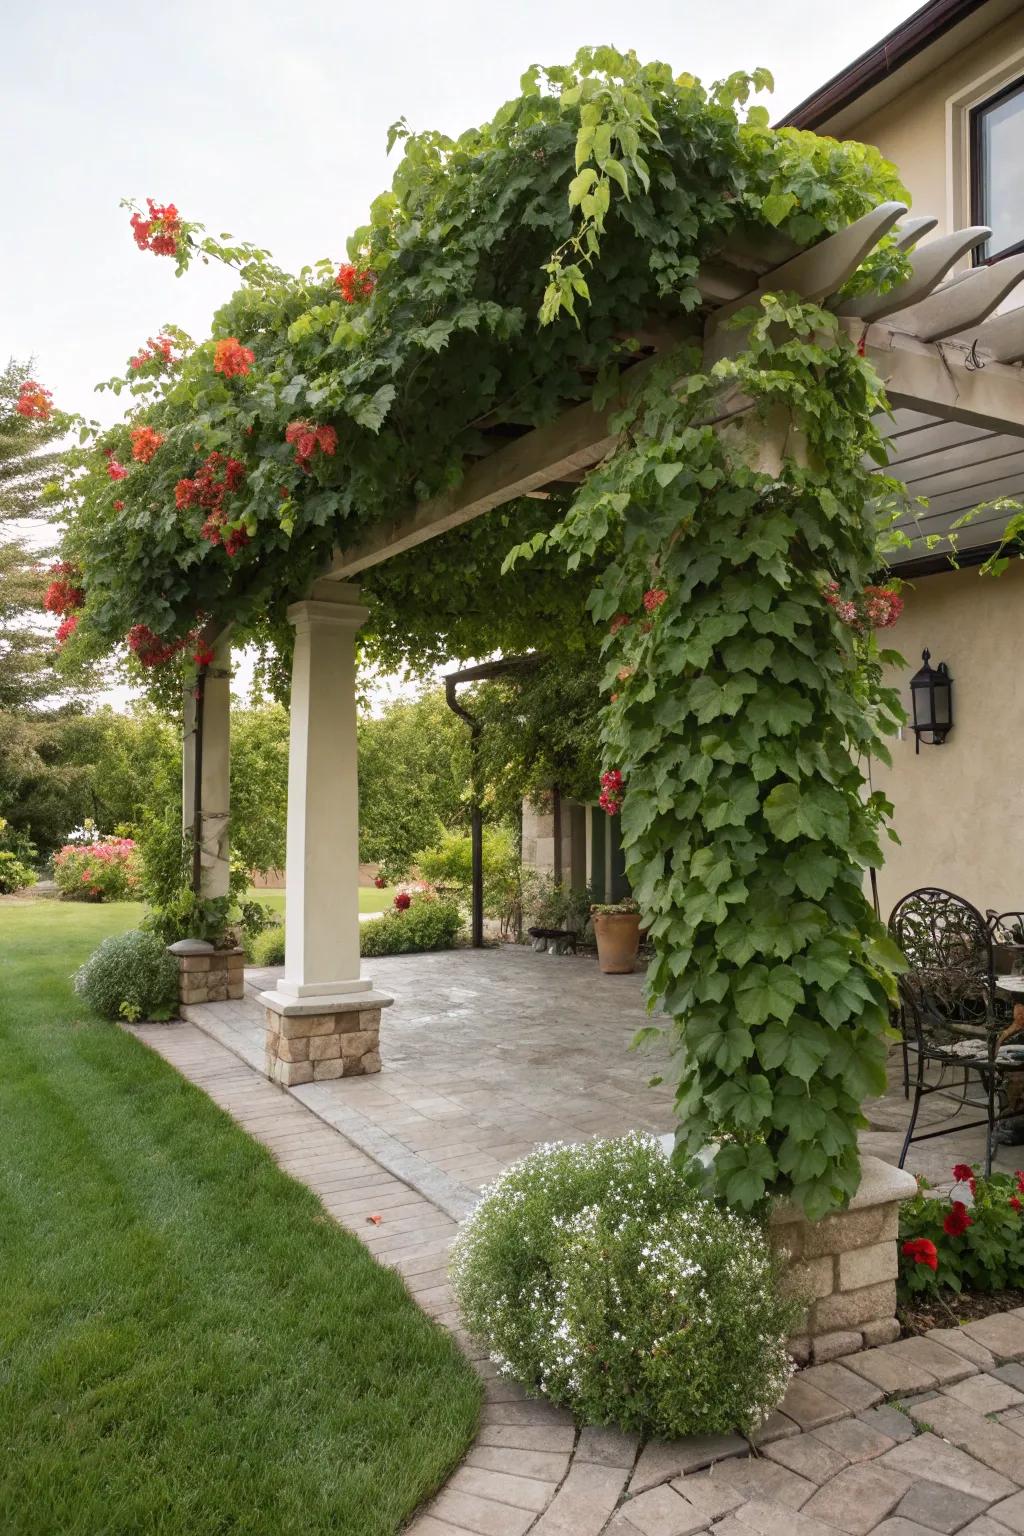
[{"left": 593, "top": 911, "right": 641, "bottom": 974}]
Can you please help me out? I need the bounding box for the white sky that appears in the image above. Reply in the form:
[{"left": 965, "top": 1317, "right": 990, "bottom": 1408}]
[{"left": 2, "top": 0, "right": 921, "bottom": 706}]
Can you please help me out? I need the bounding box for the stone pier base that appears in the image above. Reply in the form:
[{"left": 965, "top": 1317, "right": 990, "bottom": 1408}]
[
  {"left": 168, "top": 939, "right": 245, "bottom": 1006},
  {"left": 771, "top": 1155, "right": 918, "bottom": 1364},
  {"left": 259, "top": 989, "right": 393, "bottom": 1087}
]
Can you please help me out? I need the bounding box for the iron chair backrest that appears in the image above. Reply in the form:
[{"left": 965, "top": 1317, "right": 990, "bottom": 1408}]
[{"left": 888, "top": 886, "right": 997, "bottom": 1040}]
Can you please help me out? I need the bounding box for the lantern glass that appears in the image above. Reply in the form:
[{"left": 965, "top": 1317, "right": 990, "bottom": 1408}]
[{"left": 909, "top": 649, "right": 953, "bottom": 749}]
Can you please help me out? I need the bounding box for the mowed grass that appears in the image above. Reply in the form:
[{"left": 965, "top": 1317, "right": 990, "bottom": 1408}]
[
  {"left": 0, "top": 900, "right": 480, "bottom": 1536},
  {"left": 252, "top": 885, "right": 396, "bottom": 916}
]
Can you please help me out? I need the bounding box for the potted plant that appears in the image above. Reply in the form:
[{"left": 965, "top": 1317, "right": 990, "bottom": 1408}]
[{"left": 591, "top": 898, "right": 641, "bottom": 974}]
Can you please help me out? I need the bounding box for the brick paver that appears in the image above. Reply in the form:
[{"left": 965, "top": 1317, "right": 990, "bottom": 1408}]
[{"left": 132, "top": 1016, "right": 1024, "bottom": 1536}]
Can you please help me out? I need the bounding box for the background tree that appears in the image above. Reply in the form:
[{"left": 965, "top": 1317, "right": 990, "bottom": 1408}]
[{"left": 357, "top": 689, "right": 470, "bottom": 876}]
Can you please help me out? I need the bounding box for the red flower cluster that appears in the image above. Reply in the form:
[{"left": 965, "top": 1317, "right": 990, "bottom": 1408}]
[
  {"left": 130, "top": 198, "right": 182, "bottom": 257},
  {"left": 44, "top": 562, "right": 85, "bottom": 617},
  {"left": 824, "top": 580, "right": 904, "bottom": 632},
  {"left": 609, "top": 613, "right": 631, "bottom": 636},
  {"left": 213, "top": 338, "right": 255, "bottom": 378},
  {"left": 16, "top": 379, "right": 53, "bottom": 422},
  {"left": 55, "top": 614, "right": 80, "bottom": 646},
  {"left": 130, "top": 335, "right": 176, "bottom": 370},
  {"left": 192, "top": 644, "right": 215, "bottom": 668},
  {"left": 176, "top": 453, "right": 247, "bottom": 552},
  {"left": 374, "top": 875, "right": 386, "bottom": 889},
  {"left": 106, "top": 452, "right": 128, "bottom": 481},
  {"left": 643, "top": 588, "right": 668, "bottom": 613},
  {"left": 335, "top": 263, "right": 375, "bottom": 303},
  {"left": 599, "top": 768, "right": 624, "bottom": 816},
  {"left": 130, "top": 425, "right": 164, "bottom": 463},
  {"left": 126, "top": 624, "right": 185, "bottom": 668},
  {"left": 285, "top": 420, "right": 338, "bottom": 471},
  {"left": 901, "top": 1237, "right": 938, "bottom": 1271},
  {"left": 943, "top": 1200, "right": 973, "bottom": 1237},
  {"left": 394, "top": 891, "right": 412, "bottom": 911}
]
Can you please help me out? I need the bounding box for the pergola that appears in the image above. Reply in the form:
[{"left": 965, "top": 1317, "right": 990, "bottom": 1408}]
[{"left": 182, "top": 198, "right": 1024, "bottom": 1075}]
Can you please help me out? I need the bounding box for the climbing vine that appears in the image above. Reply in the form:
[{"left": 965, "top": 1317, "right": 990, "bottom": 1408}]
[{"left": 56, "top": 48, "right": 917, "bottom": 1216}]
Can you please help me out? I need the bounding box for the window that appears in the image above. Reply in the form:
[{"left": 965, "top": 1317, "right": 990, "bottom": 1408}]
[{"left": 971, "top": 78, "right": 1024, "bottom": 263}]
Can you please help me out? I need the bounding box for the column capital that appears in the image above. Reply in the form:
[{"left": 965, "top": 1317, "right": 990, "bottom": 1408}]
[{"left": 287, "top": 581, "right": 367, "bottom": 631}]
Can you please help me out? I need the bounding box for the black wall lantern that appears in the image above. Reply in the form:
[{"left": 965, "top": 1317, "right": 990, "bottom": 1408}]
[{"left": 909, "top": 649, "right": 954, "bottom": 754}]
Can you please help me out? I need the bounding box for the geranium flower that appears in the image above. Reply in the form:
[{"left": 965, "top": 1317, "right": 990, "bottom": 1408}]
[
  {"left": 609, "top": 614, "right": 631, "bottom": 636},
  {"left": 943, "top": 1200, "right": 973, "bottom": 1237},
  {"left": 16, "top": 380, "right": 52, "bottom": 422},
  {"left": 643, "top": 588, "right": 668, "bottom": 613},
  {"left": 213, "top": 338, "right": 255, "bottom": 378},
  {"left": 130, "top": 425, "right": 164, "bottom": 463},
  {"left": 952, "top": 1163, "right": 974, "bottom": 1182},
  {"left": 901, "top": 1237, "right": 938, "bottom": 1271},
  {"left": 599, "top": 768, "right": 624, "bottom": 816},
  {"left": 394, "top": 891, "right": 412, "bottom": 911},
  {"left": 43, "top": 563, "right": 84, "bottom": 616},
  {"left": 1011, "top": 1197, "right": 1022, "bottom": 1213},
  {"left": 55, "top": 614, "right": 79, "bottom": 646},
  {"left": 285, "top": 420, "right": 337, "bottom": 470}
]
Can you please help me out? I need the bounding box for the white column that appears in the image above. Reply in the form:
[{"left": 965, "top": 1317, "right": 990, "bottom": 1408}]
[
  {"left": 276, "top": 582, "right": 371, "bottom": 1000},
  {"left": 197, "top": 635, "right": 232, "bottom": 899}
]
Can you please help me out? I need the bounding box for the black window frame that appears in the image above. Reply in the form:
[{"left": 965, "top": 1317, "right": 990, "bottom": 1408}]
[{"left": 970, "top": 75, "right": 1024, "bottom": 265}]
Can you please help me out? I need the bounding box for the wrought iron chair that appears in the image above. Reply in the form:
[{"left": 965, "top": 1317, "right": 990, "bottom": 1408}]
[{"left": 889, "top": 887, "right": 1022, "bottom": 1175}]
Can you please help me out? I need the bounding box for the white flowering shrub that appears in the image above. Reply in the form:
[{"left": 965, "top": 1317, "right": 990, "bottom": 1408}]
[{"left": 450, "top": 1134, "right": 797, "bottom": 1438}]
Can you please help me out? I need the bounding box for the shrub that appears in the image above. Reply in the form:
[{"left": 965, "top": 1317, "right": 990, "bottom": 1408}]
[
  {"left": 251, "top": 924, "right": 285, "bottom": 967},
  {"left": 74, "top": 930, "right": 179, "bottom": 1022},
  {"left": 54, "top": 837, "right": 141, "bottom": 901},
  {"left": 899, "top": 1162, "right": 1024, "bottom": 1297},
  {"left": 450, "top": 1134, "right": 796, "bottom": 1439},
  {"left": 415, "top": 827, "right": 520, "bottom": 920},
  {"left": 0, "top": 851, "right": 34, "bottom": 893},
  {"left": 360, "top": 897, "right": 463, "bottom": 957}
]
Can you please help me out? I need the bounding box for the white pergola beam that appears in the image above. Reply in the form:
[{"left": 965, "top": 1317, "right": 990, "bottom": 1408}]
[
  {"left": 837, "top": 226, "right": 990, "bottom": 322},
  {"left": 893, "top": 216, "right": 939, "bottom": 251},
  {"left": 956, "top": 306, "right": 1024, "bottom": 364},
  {"left": 859, "top": 324, "right": 1024, "bottom": 435},
  {"left": 883, "top": 253, "right": 1024, "bottom": 342}
]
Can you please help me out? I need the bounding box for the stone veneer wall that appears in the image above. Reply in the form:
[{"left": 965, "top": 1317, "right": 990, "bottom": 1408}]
[
  {"left": 171, "top": 945, "right": 245, "bottom": 1006},
  {"left": 771, "top": 1154, "right": 918, "bottom": 1364},
  {"left": 264, "top": 1002, "right": 382, "bottom": 1086}
]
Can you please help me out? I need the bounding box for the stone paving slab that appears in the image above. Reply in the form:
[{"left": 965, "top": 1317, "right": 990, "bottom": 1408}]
[{"left": 131, "top": 1019, "right": 1024, "bottom": 1536}]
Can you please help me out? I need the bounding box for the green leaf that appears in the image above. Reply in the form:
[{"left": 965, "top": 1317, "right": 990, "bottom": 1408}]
[
  {"left": 762, "top": 191, "right": 797, "bottom": 227},
  {"left": 733, "top": 964, "right": 804, "bottom": 1027}
]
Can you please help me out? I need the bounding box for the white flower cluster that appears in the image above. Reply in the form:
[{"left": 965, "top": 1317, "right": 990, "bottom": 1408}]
[{"left": 450, "top": 1134, "right": 797, "bottom": 1440}]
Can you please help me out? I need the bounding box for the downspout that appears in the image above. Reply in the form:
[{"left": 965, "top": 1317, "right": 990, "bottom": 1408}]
[
  {"left": 444, "top": 677, "right": 484, "bottom": 948},
  {"left": 191, "top": 671, "right": 206, "bottom": 896}
]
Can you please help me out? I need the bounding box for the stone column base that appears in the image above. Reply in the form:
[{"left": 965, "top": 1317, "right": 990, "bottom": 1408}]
[
  {"left": 771, "top": 1155, "right": 918, "bottom": 1364},
  {"left": 167, "top": 939, "right": 245, "bottom": 1005},
  {"left": 259, "top": 988, "right": 393, "bottom": 1087}
]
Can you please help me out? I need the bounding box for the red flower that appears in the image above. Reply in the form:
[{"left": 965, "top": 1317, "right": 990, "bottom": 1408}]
[
  {"left": 1011, "top": 1197, "right": 1022, "bottom": 1213},
  {"left": 599, "top": 768, "right": 624, "bottom": 816},
  {"left": 943, "top": 1201, "right": 973, "bottom": 1237},
  {"left": 175, "top": 479, "right": 196, "bottom": 510},
  {"left": 16, "top": 379, "right": 53, "bottom": 422},
  {"left": 335, "top": 263, "right": 375, "bottom": 303},
  {"left": 374, "top": 875, "right": 386, "bottom": 889},
  {"left": 130, "top": 425, "right": 164, "bottom": 463},
  {"left": 130, "top": 199, "right": 182, "bottom": 258},
  {"left": 192, "top": 645, "right": 214, "bottom": 668},
  {"left": 113, "top": 500, "right": 124, "bottom": 511},
  {"left": 394, "top": 891, "right": 412, "bottom": 911},
  {"left": 285, "top": 420, "right": 337, "bottom": 470},
  {"left": 952, "top": 1164, "right": 974, "bottom": 1182},
  {"left": 213, "top": 338, "right": 255, "bottom": 378},
  {"left": 642, "top": 588, "right": 668, "bottom": 613},
  {"left": 130, "top": 335, "right": 176, "bottom": 370},
  {"left": 901, "top": 1237, "right": 938, "bottom": 1271},
  {"left": 106, "top": 454, "right": 128, "bottom": 481},
  {"left": 126, "top": 624, "right": 184, "bottom": 668},
  {"left": 223, "top": 527, "right": 250, "bottom": 557},
  {"left": 609, "top": 614, "right": 631, "bottom": 636},
  {"left": 55, "top": 614, "right": 79, "bottom": 646}
]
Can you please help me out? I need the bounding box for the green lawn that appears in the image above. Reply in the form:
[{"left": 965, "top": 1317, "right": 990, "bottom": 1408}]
[
  {"left": 0, "top": 900, "right": 480, "bottom": 1536},
  {"left": 252, "top": 884, "right": 395, "bottom": 916}
]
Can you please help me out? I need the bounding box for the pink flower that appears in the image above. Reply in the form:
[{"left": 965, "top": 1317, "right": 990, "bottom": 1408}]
[{"left": 642, "top": 588, "right": 668, "bottom": 613}]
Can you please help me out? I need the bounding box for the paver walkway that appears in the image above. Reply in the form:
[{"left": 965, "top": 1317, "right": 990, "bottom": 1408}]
[{"left": 133, "top": 1016, "right": 1024, "bottom": 1536}]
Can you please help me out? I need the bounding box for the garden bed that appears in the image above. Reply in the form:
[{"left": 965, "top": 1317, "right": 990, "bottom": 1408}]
[{"left": 899, "top": 1287, "right": 1024, "bottom": 1335}]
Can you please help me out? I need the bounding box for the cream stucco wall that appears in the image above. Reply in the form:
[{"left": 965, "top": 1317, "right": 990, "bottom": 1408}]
[
  {"left": 873, "top": 561, "right": 1024, "bottom": 918},
  {"left": 837, "top": 11, "right": 1024, "bottom": 243}
]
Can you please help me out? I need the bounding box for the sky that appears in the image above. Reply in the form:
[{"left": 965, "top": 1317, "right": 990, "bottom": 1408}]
[{"left": 2, "top": 0, "right": 923, "bottom": 704}]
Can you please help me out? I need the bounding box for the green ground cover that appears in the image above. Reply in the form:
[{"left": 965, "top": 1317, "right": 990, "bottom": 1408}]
[
  {"left": 253, "top": 884, "right": 395, "bottom": 916},
  {"left": 0, "top": 900, "right": 480, "bottom": 1535}
]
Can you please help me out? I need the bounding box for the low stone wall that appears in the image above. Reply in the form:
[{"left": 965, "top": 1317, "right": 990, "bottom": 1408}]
[
  {"left": 771, "top": 1155, "right": 917, "bottom": 1364},
  {"left": 263, "top": 998, "right": 385, "bottom": 1086},
  {"left": 167, "top": 940, "right": 245, "bottom": 1006}
]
